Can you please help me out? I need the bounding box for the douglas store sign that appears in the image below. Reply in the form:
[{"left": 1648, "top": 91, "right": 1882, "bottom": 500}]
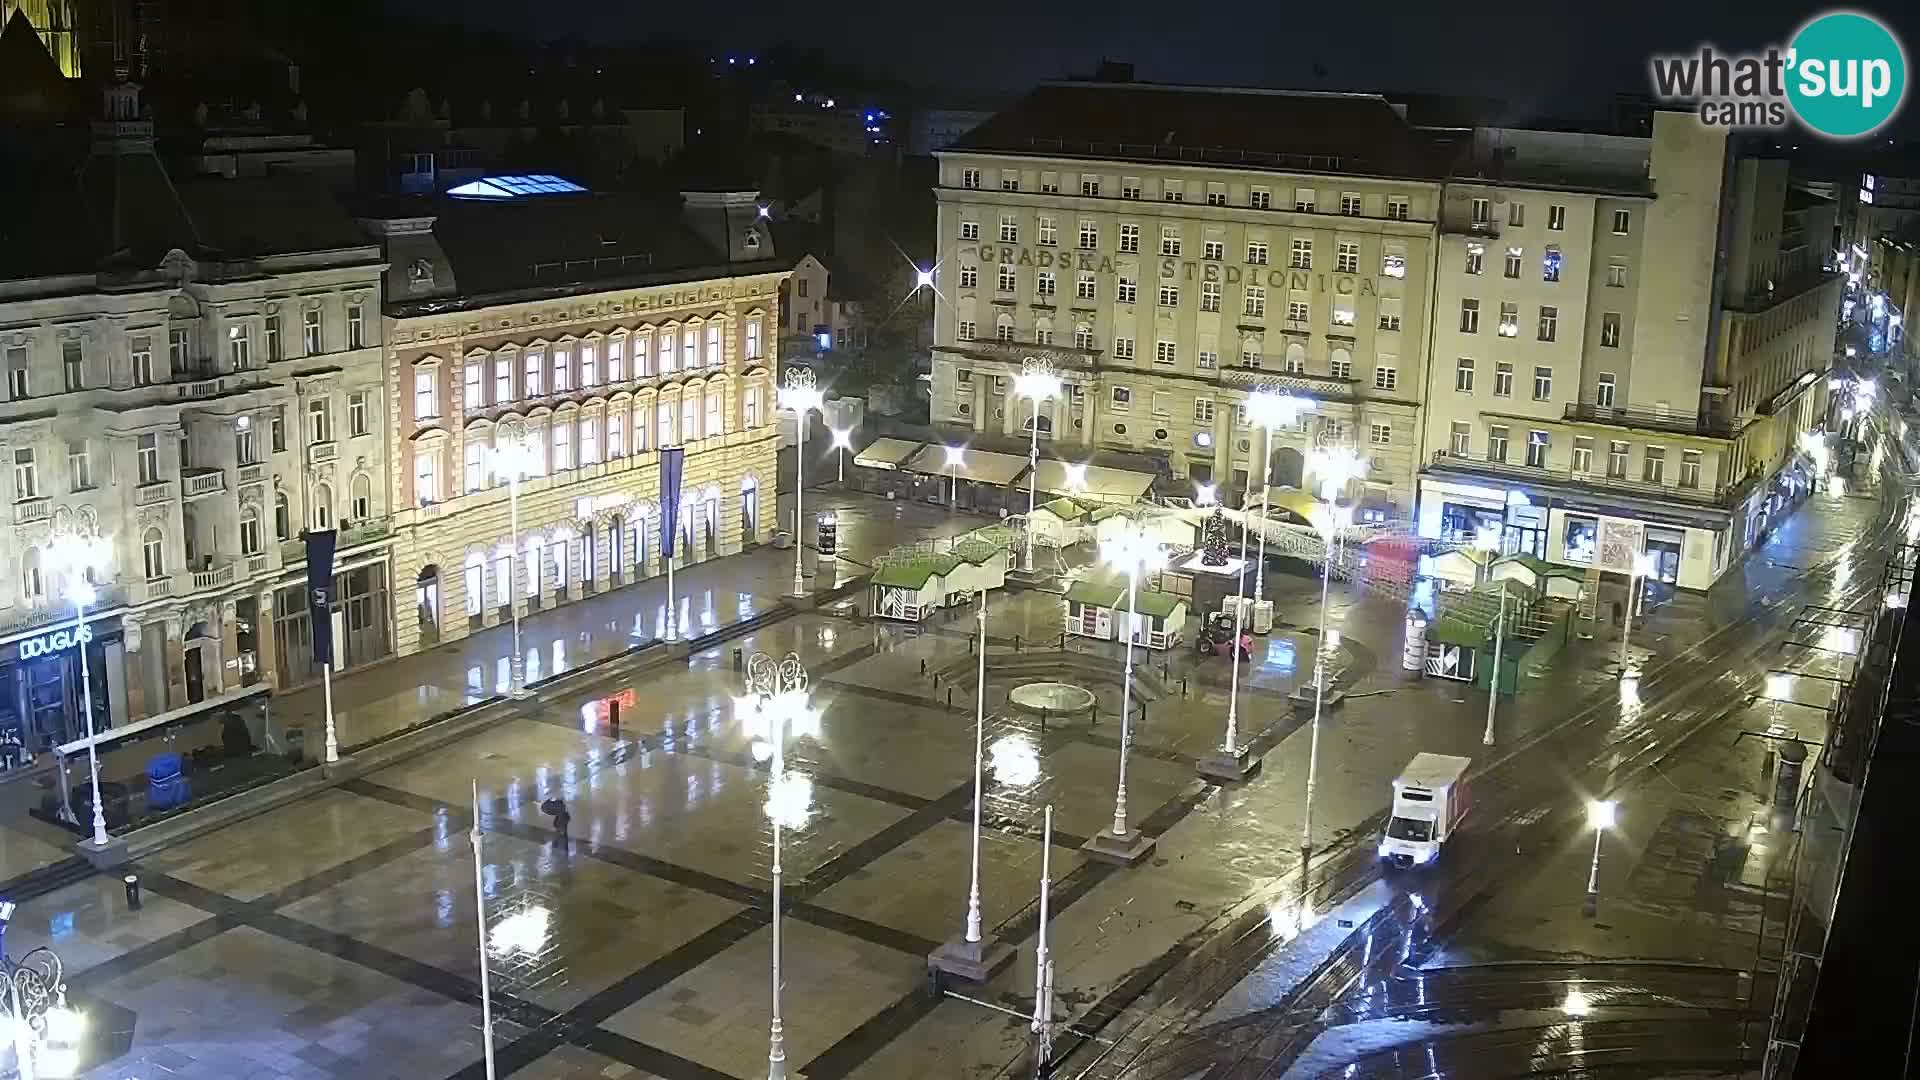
[{"left": 14, "top": 625, "right": 92, "bottom": 661}]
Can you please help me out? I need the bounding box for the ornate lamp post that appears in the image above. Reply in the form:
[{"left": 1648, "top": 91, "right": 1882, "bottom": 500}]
[
  {"left": 778, "top": 370, "right": 825, "bottom": 599},
  {"left": 829, "top": 427, "right": 852, "bottom": 484},
  {"left": 1198, "top": 459, "right": 1261, "bottom": 783},
  {"left": 1083, "top": 523, "right": 1167, "bottom": 866},
  {"left": 0, "top": 937, "right": 84, "bottom": 1080},
  {"left": 1013, "top": 358, "right": 1063, "bottom": 573},
  {"left": 1299, "top": 444, "right": 1366, "bottom": 854},
  {"left": 1243, "top": 390, "right": 1312, "bottom": 607},
  {"left": 1618, "top": 552, "right": 1658, "bottom": 677},
  {"left": 492, "top": 420, "right": 536, "bottom": 699},
  {"left": 48, "top": 534, "right": 112, "bottom": 847},
  {"left": 737, "top": 653, "right": 820, "bottom": 1080}
]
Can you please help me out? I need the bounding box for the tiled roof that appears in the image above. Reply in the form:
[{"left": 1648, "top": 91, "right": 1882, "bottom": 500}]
[{"left": 950, "top": 83, "right": 1449, "bottom": 180}]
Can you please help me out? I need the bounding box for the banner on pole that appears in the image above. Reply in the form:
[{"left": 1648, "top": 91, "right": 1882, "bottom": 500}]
[
  {"left": 660, "top": 447, "right": 685, "bottom": 561},
  {"left": 305, "top": 529, "right": 337, "bottom": 665}
]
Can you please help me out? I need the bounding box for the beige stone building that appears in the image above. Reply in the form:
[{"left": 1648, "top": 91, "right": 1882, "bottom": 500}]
[
  {"left": 930, "top": 84, "right": 1444, "bottom": 518},
  {"left": 359, "top": 182, "right": 786, "bottom": 666}
]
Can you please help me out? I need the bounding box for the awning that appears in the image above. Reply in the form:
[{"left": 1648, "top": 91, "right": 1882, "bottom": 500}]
[
  {"left": 854, "top": 437, "right": 923, "bottom": 470},
  {"left": 1260, "top": 488, "right": 1320, "bottom": 523},
  {"left": 903, "top": 445, "right": 1029, "bottom": 486},
  {"left": 1028, "top": 460, "right": 1157, "bottom": 502}
]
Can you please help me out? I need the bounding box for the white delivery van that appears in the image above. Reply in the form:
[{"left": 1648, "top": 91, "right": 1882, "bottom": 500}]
[{"left": 1378, "top": 753, "right": 1473, "bottom": 868}]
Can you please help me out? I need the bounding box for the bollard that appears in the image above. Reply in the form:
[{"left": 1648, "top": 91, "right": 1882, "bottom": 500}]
[
  {"left": 733, "top": 647, "right": 745, "bottom": 672},
  {"left": 1182, "top": 676, "right": 1189, "bottom": 696},
  {"left": 969, "top": 636, "right": 975, "bottom": 655},
  {"left": 125, "top": 874, "right": 142, "bottom": 910},
  {"left": 1059, "top": 632, "right": 1066, "bottom": 650},
  {"left": 608, "top": 697, "right": 621, "bottom": 736},
  {"left": 947, "top": 687, "right": 954, "bottom": 710},
  {"left": 1015, "top": 634, "right": 1022, "bottom": 653},
  {"left": 920, "top": 658, "right": 928, "bottom": 676}
]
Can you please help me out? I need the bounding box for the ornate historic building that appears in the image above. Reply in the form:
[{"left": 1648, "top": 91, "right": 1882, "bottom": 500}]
[
  {"left": 361, "top": 180, "right": 786, "bottom": 673},
  {"left": 0, "top": 82, "right": 389, "bottom": 759}
]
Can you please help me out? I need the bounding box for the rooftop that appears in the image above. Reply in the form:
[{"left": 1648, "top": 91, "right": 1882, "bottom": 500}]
[
  {"left": 446, "top": 174, "right": 588, "bottom": 200},
  {"left": 948, "top": 82, "right": 1448, "bottom": 180}
]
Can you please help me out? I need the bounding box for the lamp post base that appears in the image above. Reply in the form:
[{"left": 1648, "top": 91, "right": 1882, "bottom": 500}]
[
  {"left": 1082, "top": 828, "right": 1157, "bottom": 866},
  {"left": 927, "top": 936, "right": 1017, "bottom": 985},
  {"left": 1197, "top": 745, "right": 1260, "bottom": 783}
]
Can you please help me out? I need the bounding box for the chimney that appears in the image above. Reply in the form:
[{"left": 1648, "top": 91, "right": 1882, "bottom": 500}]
[{"left": 681, "top": 189, "right": 770, "bottom": 263}]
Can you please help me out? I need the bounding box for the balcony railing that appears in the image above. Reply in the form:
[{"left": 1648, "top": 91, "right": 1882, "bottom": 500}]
[
  {"left": 134, "top": 481, "right": 176, "bottom": 506},
  {"left": 1218, "top": 366, "right": 1361, "bottom": 401},
  {"left": 1427, "top": 450, "right": 1751, "bottom": 508},
  {"left": 12, "top": 495, "right": 51, "bottom": 524},
  {"left": 143, "top": 576, "right": 173, "bottom": 600},
  {"left": 308, "top": 441, "right": 338, "bottom": 464},
  {"left": 936, "top": 340, "right": 1099, "bottom": 370},
  {"left": 237, "top": 463, "right": 266, "bottom": 486},
  {"left": 1562, "top": 403, "right": 1738, "bottom": 439},
  {"left": 278, "top": 519, "right": 394, "bottom": 567},
  {"left": 182, "top": 468, "right": 227, "bottom": 498},
  {"left": 1440, "top": 214, "right": 1501, "bottom": 238},
  {"left": 0, "top": 585, "right": 128, "bottom": 637},
  {"left": 191, "top": 561, "right": 237, "bottom": 591},
  {"left": 247, "top": 555, "right": 271, "bottom": 577}
]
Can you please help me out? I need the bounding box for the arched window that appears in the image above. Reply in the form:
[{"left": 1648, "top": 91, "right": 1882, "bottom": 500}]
[
  {"left": 740, "top": 476, "right": 759, "bottom": 543},
  {"left": 706, "top": 389, "right": 724, "bottom": 438},
  {"left": 142, "top": 528, "right": 166, "bottom": 579},
  {"left": 311, "top": 483, "right": 334, "bottom": 530},
  {"left": 22, "top": 548, "right": 44, "bottom": 601},
  {"left": 351, "top": 472, "right": 372, "bottom": 520},
  {"left": 274, "top": 491, "right": 291, "bottom": 540},
  {"left": 240, "top": 506, "right": 262, "bottom": 555},
  {"left": 464, "top": 551, "right": 486, "bottom": 619}
]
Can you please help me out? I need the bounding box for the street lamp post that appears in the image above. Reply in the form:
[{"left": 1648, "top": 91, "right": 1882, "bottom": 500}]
[
  {"left": 829, "top": 427, "right": 852, "bottom": 484},
  {"left": 1477, "top": 527, "right": 1507, "bottom": 748},
  {"left": 1198, "top": 459, "right": 1263, "bottom": 782},
  {"left": 1083, "top": 524, "right": 1167, "bottom": 866},
  {"left": 0, "top": 935, "right": 83, "bottom": 1080},
  {"left": 1301, "top": 498, "right": 1354, "bottom": 854},
  {"left": 1584, "top": 799, "right": 1617, "bottom": 916},
  {"left": 494, "top": 421, "right": 534, "bottom": 698},
  {"left": 779, "top": 369, "right": 825, "bottom": 599},
  {"left": 468, "top": 781, "right": 497, "bottom": 1080},
  {"left": 1014, "top": 358, "right": 1063, "bottom": 574},
  {"left": 738, "top": 653, "right": 820, "bottom": 1080},
  {"left": 930, "top": 591, "right": 1016, "bottom": 982},
  {"left": 1618, "top": 552, "right": 1657, "bottom": 676},
  {"left": 1243, "top": 391, "right": 1312, "bottom": 610},
  {"left": 49, "top": 534, "right": 111, "bottom": 847},
  {"left": 943, "top": 445, "right": 966, "bottom": 506}
]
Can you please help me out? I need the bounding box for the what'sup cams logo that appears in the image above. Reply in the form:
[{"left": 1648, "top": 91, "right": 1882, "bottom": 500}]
[{"left": 1650, "top": 10, "right": 1908, "bottom": 138}]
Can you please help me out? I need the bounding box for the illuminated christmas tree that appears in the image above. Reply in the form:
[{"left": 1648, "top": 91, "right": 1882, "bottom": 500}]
[{"left": 1201, "top": 508, "right": 1230, "bottom": 566}]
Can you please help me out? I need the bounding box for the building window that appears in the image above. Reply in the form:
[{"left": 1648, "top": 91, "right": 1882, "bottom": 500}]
[
  {"left": 274, "top": 492, "right": 290, "bottom": 539},
  {"left": 1680, "top": 450, "right": 1702, "bottom": 489},
  {"left": 1387, "top": 196, "right": 1410, "bottom": 220},
  {"left": 582, "top": 414, "right": 602, "bottom": 463},
  {"left": 1247, "top": 241, "right": 1269, "bottom": 265},
  {"left": 2, "top": 351, "right": 25, "bottom": 401},
  {"left": 1241, "top": 343, "right": 1262, "bottom": 368},
  {"left": 1455, "top": 357, "right": 1475, "bottom": 393},
  {"left": 11, "top": 448, "right": 37, "bottom": 499},
  {"left": 1117, "top": 276, "right": 1137, "bottom": 304},
  {"left": 1076, "top": 325, "right": 1095, "bottom": 350},
  {"left": 1001, "top": 169, "right": 1020, "bottom": 191},
  {"left": 1607, "top": 261, "right": 1628, "bottom": 288},
  {"left": 962, "top": 167, "right": 981, "bottom": 189},
  {"left": 1203, "top": 240, "right": 1224, "bottom": 261},
  {"left": 1547, "top": 204, "right": 1566, "bottom": 231},
  {"left": 263, "top": 316, "right": 281, "bottom": 362},
  {"left": 1081, "top": 174, "right": 1100, "bottom": 197},
  {"left": 1078, "top": 219, "right": 1097, "bottom": 249},
  {"left": 464, "top": 362, "right": 484, "bottom": 408},
  {"left": 1000, "top": 214, "right": 1019, "bottom": 243},
  {"left": 235, "top": 423, "right": 257, "bottom": 465},
  {"left": 1607, "top": 440, "right": 1629, "bottom": 479},
  {"left": 1533, "top": 365, "right": 1553, "bottom": 400},
  {"left": 1121, "top": 177, "right": 1141, "bottom": 199},
  {"left": 1076, "top": 273, "right": 1096, "bottom": 300},
  {"left": 1158, "top": 283, "right": 1179, "bottom": 307},
  {"left": 1600, "top": 313, "right": 1622, "bottom": 348},
  {"left": 581, "top": 342, "right": 600, "bottom": 387},
  {"left": 1374, "top": 365, "right": 1397, "bottom": 391},
  {"left": 1525, "top": 429, "right": 1549, "bottom": 468},
  {"left": 1293, "top": 188, "right": 1315, "bottom": 213},
  {"left": 1336, "top": 242, "right": 1359, "bottom": 273},
  {"left": 302, "top": 308, "right": 322, "bottom": 354},
  {"left": 1110, "top": 386, "right": 1131, "bottom": 411},
  {"left": 957, "top": 320, "right": 976, "bottom": 341},
  {"left": 414, "top": 369, "right": 438, "bottom": 420},
  {"left": 62, "top": 341, "right": 83, "bottom": 390},
  {"left": 607, "top": 338, "right": 625, "bottom": 381},
  {"left": 1330, "top": 353, "right": 1352, "bottom": 380},
  {"left": 1119, "top": 223, "right": 1140, "bottom": 253},
  {"left": 1194, "top": 397, "right": 1215, "bottom": 423},
  {"left": 1542, "top": 246, "right": 1562, "bottom": 283},
  {"left": 1498, "top": 302, "right": 1519, "bottom": 337},
  {"left": 131, "top": 335, "right": 155, "bottom": 386},
  {"left": 1290, "top": 238, "right": 1312, "bottom": 269},
  {"left": 680, "top": 329, "right": 697, "bottom": 373},
  {"left": 1154, "top": 340, "right": 1177, "bottom": 366},
  {"left": 308, "top": 397, "right": 332, "bottom": 442},
  {"left": 1287, "top": 300, "right": 1309, "bottom": 323},
  {"left": 1201, "top": 281, "right": 1220, "bottom": 312},
  {"left": 1612, "top": 209, "right": 1631, "bottom": 234},
  {"left": 1597, "top": 372, "right": 1617, "bottom": 407},
  {"left": 960, "top": 221, "right": 979, "bottom": 241},
  {"left": 1163, "top": 179, "right": 1184, "bottom": 203},
  {"left": 1382, "top": 245, "right": 1406, "bottom": 278},
  {"left": 142, "top": 528, "right": 166, "bottom": 580},
  {"left": 1035, "top": 326, "right": 1054, "bottom": 345},
  {"left": 995, "top": 320, "right": 1015, "bottom": 342},
  {"left": 1197, "top": 349, "right": 1216, "bottom": 369},
  {"left": 1504, "top": 246, "right": 1523, "bottom": 278},
  {"left": 1643, "top": 446, "right": 1666, "bottom": 483},
  {"left": 960, "top": 265, "right": 978, "bottom": 288},
  {"left": 608, "top": 411, "right": 627, "bottom": 458},
  {"left": 167, "top": 328, "right": 189, "bottom": 373},
  {"left": 1160, "top": 225, "right": 1181, "bottom": 256},
  {"left": 1331, "top": 303, "right": 1355, "bottom": 327},
  {"left": 1038, "top": 271, "right": 1057, "bottom": 297},
  {"left": 348, "top": 303, "right": 367, "bottom": 349},
  {"left": 350, "top": 391, "right": 370, "bottom": 436},
  {"left": 1487, "top": 425, "right": 1509, "bottom": 462},
  {"left": 1341, "top": 192, "right": 1362, "bottom": 216},
  {"left": 1507, "top": 201, "right": 1526, "bottom": 227},
  {"left": 1379, "top": 310, "right": 1402, "bottom": 331},
  {"left": 1250, "top": 187, "right": 1271, "bottom": 209},
  {"left": 1494, "top": 362, "right": 1514, "bottom": 397},
  {"left": 998, "top": 265, "right": 1017, "bottom": 292},
  {"left": 1572, "top": 437, "right": 1594, "bottom": 473},
  {"left": 1460, "top": 299, "right": 1480, "bottom": 333},
  {"left": 1537, "top": 306, "right": 1558, "bottom": 342},
  {"left": 312, "top": 482, "right": 334, "bottom": 528},
  {"left": 1471, "top": 197, "right": 1491, "bottom": 224},
  {"left": 1033, "top": 216, "right": 1055, "bottom": 246},
  {"left": 271, "top": 405, "right": 286, "bottom": 451},
  {"left": 1450, "top": 421, "right": 1470, "bottom": 456},
  {"left": 1370, "top": 423, "right": 1392, "bottom": 445},
  {"left": 1244, "top": 285, "right": 1266, "bottom": 317},
  {"left": 1113, "top": 337, "right": 1135, "bottom": 361},
  {"left": 658, "top": 333, "right": 674, "bottom": 374},
  {"left": 239, "top": 507, "right": 262, "bottom": 556},
  {"left": 67, "top": 440, "right": 91, "bottom": 490},
  {"left": 464, "top": 441, "right": 485, "bottom": 492},
  {"left": 1465, "top": 243, "right": 1484, "bottom": 275}
]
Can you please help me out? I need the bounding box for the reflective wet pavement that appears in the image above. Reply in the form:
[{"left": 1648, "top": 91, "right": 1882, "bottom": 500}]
[{"left": 2, "top": 474, "right": 1896, "bottom": 1079}]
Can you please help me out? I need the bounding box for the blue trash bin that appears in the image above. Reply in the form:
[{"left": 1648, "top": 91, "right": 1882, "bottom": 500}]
[{"left": 147, "top": 752, "right": 190, "bottom": 812}]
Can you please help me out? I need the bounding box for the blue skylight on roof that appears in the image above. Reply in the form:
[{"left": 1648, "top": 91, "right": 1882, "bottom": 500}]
[{"left": 446, "top": 174, "right": 587, "bottom": 199}]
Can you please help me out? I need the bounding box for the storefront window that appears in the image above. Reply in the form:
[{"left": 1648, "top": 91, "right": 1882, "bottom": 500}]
[{"left": 1564, "top": 516, "right": 1598, "bottom": 563}]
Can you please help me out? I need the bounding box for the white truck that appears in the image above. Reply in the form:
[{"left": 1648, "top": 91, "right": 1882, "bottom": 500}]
[{"left": 1378, "top": 753, "right": 1473, "bottom": 868}]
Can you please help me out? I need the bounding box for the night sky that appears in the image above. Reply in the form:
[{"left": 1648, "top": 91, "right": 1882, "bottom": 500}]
[{"left": 393, "top": 0, "right": 1920, "bottom": 133}]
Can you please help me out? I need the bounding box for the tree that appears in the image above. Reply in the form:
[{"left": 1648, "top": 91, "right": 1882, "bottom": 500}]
[{"left": 1201, "top": 509, "right": 1230, "bottom": 566}]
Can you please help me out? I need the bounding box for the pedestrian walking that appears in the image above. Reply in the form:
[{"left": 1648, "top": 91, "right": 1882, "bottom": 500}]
[{"left": 541, "top": 797, "right": 572, "bottom": 852}]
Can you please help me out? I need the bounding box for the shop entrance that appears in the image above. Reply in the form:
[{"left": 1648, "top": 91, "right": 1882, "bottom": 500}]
[{"left": 183, "top": 621, "right": 213, "bottom": 704}]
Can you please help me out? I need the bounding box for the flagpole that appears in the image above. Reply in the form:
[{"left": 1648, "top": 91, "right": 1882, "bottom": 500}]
[{"left": 665, "top": 551, "right": 676, "bottom": 641}]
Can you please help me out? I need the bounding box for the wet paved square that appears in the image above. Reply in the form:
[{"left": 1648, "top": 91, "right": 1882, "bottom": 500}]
[
  {"left": 813, "top": 818, "right": 1080, "bottom": 944},
  {"left": 142, "top": 788, "right": 437, "bottom": 901}
]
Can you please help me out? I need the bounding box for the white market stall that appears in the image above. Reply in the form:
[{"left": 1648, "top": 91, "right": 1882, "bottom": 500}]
[
  {"left": 869, "top": 542, "right": 1010, "bottom": 622},
  {"left": 1063, "top": 569, "right": 1189, "bottom": 650},
  {"left": 1027, "top": 459, "right": 1158, "bottom": 505}
]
